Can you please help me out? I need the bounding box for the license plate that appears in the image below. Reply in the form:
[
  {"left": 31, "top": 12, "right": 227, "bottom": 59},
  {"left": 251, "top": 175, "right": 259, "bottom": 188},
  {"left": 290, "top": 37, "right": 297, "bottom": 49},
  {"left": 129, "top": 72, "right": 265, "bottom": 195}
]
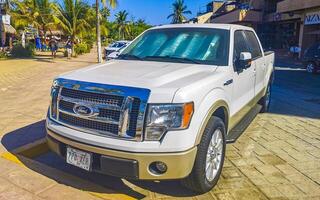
[{"left": 66, "top": 147, "right": 92, "bottom": 171}]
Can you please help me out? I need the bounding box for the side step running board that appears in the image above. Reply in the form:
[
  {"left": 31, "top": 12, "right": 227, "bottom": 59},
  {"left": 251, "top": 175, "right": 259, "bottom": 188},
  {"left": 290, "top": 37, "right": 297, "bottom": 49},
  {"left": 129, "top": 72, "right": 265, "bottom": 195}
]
[{"left": 226, "top": 104, "right": 262, "bottom": 143}]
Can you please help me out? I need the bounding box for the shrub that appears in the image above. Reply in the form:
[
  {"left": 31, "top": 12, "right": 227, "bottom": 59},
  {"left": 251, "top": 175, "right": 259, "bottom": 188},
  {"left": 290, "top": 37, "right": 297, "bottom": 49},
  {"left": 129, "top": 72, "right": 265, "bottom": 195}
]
[
  {"left": 74, "top": 43, "right": 91, "bottom": 55},
  {"left": 0, "top": 51, "right": 8, "bottom": 59},
  {"left": 11, "top": 43, "right": 35, "bottom": 58}
]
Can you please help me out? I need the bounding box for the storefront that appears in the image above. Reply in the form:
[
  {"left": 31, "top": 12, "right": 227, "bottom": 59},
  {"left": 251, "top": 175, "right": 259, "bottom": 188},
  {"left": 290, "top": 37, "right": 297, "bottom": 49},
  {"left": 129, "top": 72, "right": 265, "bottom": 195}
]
[
  {"left": 0, "top": 14, "right": 16, "bottom": 48},
  {"left": 299, "top": 10, "right": 320, "bottom": 52},
  {"left": 258, "top": 12, "right": 302, "bottom": 50}
]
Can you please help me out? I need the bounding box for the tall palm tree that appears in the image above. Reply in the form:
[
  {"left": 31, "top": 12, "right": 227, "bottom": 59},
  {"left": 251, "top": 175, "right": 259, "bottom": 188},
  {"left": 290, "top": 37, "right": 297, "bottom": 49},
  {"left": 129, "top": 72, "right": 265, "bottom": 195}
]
[
  {"left": 52, "top": 0, "right": 91, "bottom": 55},
  {"left": 96, "top": 0, "right": 117, "bottom": 63},
  {"left": 167, "top": 0, "right": 192, "bottom": 24},
  {"left": 114, "top": 10, "right": 130, "bottom": 40}
]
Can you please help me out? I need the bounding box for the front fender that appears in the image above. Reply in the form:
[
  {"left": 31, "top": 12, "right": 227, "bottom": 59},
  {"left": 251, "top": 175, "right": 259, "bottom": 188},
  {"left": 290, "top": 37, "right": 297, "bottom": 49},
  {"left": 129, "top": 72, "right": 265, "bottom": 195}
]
[{"left": 191, "top": 88, "right": 230, "bottom": 146}]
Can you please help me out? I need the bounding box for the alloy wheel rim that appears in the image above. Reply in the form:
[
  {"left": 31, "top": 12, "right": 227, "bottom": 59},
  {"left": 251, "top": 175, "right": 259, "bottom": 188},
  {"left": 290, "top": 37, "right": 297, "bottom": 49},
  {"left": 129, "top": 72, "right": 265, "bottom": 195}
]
[
  {"left": 205, "top": 129, "right": 223, "bottom": 182},
  {"left": 307, "top": 64, "right": 314, "bottom": 73}
]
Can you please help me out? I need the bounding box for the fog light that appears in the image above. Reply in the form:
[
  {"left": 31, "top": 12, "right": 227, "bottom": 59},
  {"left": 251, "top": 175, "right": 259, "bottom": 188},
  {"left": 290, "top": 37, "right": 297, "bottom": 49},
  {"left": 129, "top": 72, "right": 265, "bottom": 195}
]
[
  {"left": 156, "top": 162, "right": 167, "bottom": 173},
  {"left": 149, "top": 161, "right": 167, "bottom": 175}
]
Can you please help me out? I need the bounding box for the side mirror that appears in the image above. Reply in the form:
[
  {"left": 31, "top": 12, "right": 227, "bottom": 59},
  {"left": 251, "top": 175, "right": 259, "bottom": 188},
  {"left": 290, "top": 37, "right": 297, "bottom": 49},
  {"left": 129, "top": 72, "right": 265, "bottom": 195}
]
[{"left": 236, "top": 52, "right": 252, "bottom": 71}]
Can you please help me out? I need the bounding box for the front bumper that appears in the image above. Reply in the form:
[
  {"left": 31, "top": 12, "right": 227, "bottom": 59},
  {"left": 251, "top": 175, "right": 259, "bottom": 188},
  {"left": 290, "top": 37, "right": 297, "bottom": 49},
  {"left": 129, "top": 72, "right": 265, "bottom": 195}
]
[{"left": 46, "top": 129, "right": 197, "bottom": 180}]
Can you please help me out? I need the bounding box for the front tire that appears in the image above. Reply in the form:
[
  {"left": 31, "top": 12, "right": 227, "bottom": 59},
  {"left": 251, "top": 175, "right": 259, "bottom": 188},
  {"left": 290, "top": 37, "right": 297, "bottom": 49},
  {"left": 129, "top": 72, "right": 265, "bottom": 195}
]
[{"left": 181, "top": 116, "right": 226, "bottom": 194}]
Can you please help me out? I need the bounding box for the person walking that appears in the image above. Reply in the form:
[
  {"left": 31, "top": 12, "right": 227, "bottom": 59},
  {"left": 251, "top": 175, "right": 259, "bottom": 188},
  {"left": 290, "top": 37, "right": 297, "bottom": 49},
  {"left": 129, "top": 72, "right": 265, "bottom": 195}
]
[
  {"left": 49, "top": 37, "right": 58, "bottom": 58},
  {"left": 35, "top": 36, "right": 42, "bottom": 51},
  {"left": 65, "top": 37, "right": 73, "bottom": 59}
]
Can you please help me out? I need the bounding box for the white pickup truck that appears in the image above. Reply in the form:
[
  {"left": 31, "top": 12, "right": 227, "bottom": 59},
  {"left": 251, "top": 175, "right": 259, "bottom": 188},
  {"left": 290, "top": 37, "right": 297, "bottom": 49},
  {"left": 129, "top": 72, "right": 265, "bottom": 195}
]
[{"left": 46, "top": 24, "right": 274, "bottom": 193}]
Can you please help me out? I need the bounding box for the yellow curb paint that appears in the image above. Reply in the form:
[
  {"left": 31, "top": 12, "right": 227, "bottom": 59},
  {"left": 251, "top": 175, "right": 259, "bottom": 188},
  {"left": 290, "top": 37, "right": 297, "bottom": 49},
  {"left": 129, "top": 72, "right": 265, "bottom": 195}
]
[
  {"left": 1, "top": 148, "right": 137, "bottom": 200},
  {"left": 89, "top": 192, "right": 137, "bottom": 200},
  {"left": 0, "top": 152, "right": 24, "bottom": 166}
]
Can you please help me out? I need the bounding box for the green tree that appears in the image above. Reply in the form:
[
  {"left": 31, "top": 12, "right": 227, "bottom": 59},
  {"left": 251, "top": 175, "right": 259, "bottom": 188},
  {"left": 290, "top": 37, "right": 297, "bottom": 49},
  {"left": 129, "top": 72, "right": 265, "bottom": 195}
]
[
  {"left": 114, "top": 10, "right": 131, "bottom": 40},
  {"left": 11, "top": 0, "right": 55, "bottom": 34},
  {"left": 129, "top": 19, "right": 152, "bottom": 40},
  {"left": 96, "top": 0, "right": 117, "bottom": 62},
  {"left": 167, "top": 0, "right": 191, "bottom": 24},
  {"left": 52, "top": 0, "right": 91, "bottom": 55}
]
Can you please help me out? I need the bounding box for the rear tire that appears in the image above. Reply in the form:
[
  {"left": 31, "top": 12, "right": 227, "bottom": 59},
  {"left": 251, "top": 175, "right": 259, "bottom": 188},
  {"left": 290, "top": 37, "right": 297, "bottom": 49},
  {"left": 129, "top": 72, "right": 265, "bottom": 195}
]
[
  {"left": 260, "top": 82, "right": 271, "bottom": 113},
  {"left": 181, "top": 116, "right": 226, "bottom": 194}
]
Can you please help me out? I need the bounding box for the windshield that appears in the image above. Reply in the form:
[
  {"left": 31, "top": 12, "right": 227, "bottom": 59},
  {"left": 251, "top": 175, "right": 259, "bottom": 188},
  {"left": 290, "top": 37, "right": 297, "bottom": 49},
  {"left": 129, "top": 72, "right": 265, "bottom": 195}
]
[{"left": 120, "top": 28, "right": 230, "bottom": 65}]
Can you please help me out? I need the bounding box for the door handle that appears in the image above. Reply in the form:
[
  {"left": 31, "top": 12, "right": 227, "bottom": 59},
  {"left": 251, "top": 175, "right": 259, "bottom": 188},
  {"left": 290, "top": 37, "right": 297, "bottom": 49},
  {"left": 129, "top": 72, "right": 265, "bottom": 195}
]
[{"left": 224, "top": 79, "right": 233, "bottom": 86}]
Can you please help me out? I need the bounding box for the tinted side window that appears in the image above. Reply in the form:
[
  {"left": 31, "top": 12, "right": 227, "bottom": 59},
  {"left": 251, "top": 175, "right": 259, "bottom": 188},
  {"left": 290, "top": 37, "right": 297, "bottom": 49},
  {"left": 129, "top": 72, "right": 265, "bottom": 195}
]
[
  {"left": 233, "top": 31, "right": 250, "bottom": 62},
  {"left": 244, "top": 31, "right": 262, "bottom": 59}
]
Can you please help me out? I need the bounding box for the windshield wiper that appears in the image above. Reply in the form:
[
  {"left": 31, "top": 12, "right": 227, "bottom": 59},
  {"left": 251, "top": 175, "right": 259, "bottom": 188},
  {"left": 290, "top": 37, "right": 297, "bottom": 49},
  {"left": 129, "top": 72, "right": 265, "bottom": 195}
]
[
  {"left": 117, "top": 54, "right": 143, "bottom": 61},
  {"left": 143, "top": 55, "right": 201, "bottom": 64}
]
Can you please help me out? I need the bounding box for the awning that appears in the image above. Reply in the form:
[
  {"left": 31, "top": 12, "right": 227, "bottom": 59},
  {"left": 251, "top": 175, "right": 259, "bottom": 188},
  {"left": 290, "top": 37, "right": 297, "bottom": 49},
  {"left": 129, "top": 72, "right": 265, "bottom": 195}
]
[
  {"left": 46, "top": 30, "right": 64, "bottom": 36},
  {"left": 3, "top": 24, "right": 16, "bottom": 34},
  {"left": 307, "top": 30, "right": 320, "bottom": 35}
]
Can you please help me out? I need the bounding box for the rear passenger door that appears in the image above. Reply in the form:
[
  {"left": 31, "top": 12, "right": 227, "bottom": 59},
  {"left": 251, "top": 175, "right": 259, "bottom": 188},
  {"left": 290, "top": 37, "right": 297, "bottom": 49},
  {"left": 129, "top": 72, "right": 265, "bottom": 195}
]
[
  {"left": 230, "top": 30, "right": 256, "bottom": 127},
  {"left": 244, "top": 31, "right": 266, "bottom": 96}
]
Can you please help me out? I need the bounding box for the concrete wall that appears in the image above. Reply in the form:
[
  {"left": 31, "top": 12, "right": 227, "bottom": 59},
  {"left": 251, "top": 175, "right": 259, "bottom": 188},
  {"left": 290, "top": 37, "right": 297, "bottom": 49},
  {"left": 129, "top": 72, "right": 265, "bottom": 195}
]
[
  {"left": 277, "top": 0, "right": 320, "bottom": 13},
  {"left": 211, "top": 9, "right": 262, "bottom": 23},
  {"left": 250, "top": 0, "right": 265, "bottom": 10},
  {"left": 196, "top": 12, "right": 214, "bottom": 24}
]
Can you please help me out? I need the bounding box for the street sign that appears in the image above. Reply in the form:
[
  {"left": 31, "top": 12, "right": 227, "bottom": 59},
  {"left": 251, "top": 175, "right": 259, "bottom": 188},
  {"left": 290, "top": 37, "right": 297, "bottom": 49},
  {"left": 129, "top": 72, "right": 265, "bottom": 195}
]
[
  {"left": 2, "top": 15, "right": 10, "bottom": 25},
  {"left": 305, "top": 11, "right": 320, "bottom": 25}
]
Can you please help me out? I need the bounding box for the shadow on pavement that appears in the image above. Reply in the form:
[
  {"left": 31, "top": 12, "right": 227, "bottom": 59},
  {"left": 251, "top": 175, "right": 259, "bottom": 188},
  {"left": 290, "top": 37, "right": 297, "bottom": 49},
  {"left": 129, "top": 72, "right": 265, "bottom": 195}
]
[
  {"left": 269, "top": 67, "right": 320, "bottom": 119},
  {"left": 1, "top": 121, "right": 197, "bottom": 199},
  {"left": 1, "top": 121, "right": 46, "bottom": 151}
]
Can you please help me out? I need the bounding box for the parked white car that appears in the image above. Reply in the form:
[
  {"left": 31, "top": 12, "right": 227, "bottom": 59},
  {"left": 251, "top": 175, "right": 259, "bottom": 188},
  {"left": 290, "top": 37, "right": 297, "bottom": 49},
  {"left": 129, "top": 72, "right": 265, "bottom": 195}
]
[
  {"left": 47, "top": 24, "right": 274, "bottom": 193},
  {"left": 105, "top": 40, "right": 130, "bottom": 60},
  {"left": 106, "top": 45, "right": 127, "bottom": 60}
]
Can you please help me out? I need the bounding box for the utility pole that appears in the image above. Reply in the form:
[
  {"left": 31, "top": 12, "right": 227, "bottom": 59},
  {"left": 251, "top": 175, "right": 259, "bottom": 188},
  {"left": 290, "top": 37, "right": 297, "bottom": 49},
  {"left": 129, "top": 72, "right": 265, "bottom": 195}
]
[
  {"left": 0, "top": 0, "right": 4, "bottom": 48},
  {"left": 96, "top": 0, "right": 102, "bottom": 63}
]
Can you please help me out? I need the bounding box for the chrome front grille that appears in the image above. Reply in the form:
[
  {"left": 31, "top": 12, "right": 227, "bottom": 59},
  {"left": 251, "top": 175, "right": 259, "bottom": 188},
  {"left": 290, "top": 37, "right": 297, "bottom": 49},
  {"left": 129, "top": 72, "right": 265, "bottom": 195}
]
[
  {"left": 61, "top": 87, "right": 123, "bottom": 106},
  {"left": 50, "top": 78, "right": 150, "bottom": 141}
]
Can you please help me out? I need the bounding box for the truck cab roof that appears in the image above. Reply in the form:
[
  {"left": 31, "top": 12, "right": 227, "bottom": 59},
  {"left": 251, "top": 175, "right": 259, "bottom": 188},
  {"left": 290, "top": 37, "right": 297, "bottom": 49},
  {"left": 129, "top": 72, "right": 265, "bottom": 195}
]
[{"left": 151, "top": 23, "right": 254, "bottom": 31}]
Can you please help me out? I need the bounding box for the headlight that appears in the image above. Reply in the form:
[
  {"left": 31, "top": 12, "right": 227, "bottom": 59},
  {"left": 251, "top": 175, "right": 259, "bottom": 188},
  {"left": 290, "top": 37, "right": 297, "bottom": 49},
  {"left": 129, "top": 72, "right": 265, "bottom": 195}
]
[{"left": 145, "top": 102, "right": 194, "bottom": 141}]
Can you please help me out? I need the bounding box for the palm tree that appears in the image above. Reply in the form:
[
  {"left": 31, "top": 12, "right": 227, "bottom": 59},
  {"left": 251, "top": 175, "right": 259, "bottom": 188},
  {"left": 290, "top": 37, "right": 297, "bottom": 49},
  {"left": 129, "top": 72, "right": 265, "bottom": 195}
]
[
  {"left": 129, "top": 19, "right": 151, "bottom": 40},
  {"left": 114, "top": 10, "right": 130, "bottom": 40},
  {"left": 96, "top": 0, "right": 117, "bottom": 63},
  {"left": 52, "top": 0, "right": 91, "bottom": 55},
  {"left": 167, "top": 0, "right": 192, "bottom": 24},
  {"left": 11, "top": 0, "right": 55, "bottom": 34}
]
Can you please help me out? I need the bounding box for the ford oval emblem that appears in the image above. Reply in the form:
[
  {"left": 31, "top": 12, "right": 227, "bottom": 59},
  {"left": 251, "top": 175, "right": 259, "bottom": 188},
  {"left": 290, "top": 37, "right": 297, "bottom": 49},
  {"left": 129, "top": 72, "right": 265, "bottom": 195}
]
[{"left": 73, "top": 104, "right": 94, "bottom": 117}]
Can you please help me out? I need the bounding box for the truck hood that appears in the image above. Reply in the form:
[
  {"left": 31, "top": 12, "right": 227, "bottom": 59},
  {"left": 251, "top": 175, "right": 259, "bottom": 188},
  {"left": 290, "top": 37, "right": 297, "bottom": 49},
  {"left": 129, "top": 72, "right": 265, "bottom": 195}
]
[{"left": 59, "top": 60, "right": 218, "bottom": 102}]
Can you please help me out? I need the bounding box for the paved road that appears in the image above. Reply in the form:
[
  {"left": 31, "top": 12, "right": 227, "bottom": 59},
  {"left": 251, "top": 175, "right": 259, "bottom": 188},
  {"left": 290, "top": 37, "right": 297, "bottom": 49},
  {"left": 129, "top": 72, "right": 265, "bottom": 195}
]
[{"left": 0, "top": 52, "right": 319, "bottom": 200}]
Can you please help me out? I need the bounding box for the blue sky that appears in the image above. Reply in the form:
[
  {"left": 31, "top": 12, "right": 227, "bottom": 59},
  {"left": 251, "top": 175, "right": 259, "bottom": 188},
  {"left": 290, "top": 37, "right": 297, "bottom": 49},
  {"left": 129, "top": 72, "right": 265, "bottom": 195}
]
[{"left": 108, "top": 0, "right": 212, "bottom": 25}]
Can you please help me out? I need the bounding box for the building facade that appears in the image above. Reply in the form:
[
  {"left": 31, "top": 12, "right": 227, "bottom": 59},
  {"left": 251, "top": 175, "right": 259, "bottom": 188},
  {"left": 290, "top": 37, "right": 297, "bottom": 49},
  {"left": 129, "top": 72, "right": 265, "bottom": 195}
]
[
  {"left": 0, "top": 0, "right": 15, "bottom": 48},
  {"left": 193, "top": 0, "right": 320, "bottom": 55}
]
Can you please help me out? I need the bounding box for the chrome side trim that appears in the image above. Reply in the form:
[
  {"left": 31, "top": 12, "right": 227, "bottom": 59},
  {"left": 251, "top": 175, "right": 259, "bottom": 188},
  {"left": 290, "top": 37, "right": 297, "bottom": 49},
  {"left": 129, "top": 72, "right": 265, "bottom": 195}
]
[
  {"left": 56, "top": 87, "right": 62, "bottom": 121},
  {"left": 119, "top": 96, "right": 134, "bottom": 137}
]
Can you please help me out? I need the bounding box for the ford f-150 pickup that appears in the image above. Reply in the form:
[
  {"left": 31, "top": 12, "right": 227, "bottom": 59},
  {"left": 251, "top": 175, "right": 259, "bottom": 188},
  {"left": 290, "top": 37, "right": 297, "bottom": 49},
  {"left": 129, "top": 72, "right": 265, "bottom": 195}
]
[{"left": 46, "top": 24, "right": 274, "bottom": 193}]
